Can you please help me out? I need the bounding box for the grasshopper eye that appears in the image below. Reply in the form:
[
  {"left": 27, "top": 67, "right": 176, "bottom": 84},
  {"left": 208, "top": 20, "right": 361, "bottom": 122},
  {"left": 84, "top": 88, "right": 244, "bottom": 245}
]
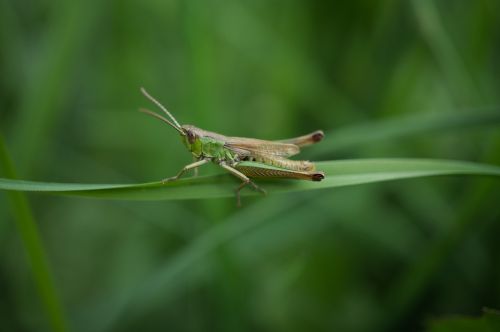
[{"left": 187, "top": 131, "right": 196, "bottom": 144}]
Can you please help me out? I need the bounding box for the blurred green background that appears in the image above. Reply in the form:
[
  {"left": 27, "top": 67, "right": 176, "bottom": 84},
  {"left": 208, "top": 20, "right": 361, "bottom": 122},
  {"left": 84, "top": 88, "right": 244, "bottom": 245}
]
[{"left": 1, "top": 0, "right": 500, "bottom": 331}]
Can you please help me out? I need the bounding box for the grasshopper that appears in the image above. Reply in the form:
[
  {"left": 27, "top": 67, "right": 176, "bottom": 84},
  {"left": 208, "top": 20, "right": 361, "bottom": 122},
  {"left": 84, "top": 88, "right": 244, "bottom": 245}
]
[{"left": 139, "top": 87, "right": 325, "bottom": 206}]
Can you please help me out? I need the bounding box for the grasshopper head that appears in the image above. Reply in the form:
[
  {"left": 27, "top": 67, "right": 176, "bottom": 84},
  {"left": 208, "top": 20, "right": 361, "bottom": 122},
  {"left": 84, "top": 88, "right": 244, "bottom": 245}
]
[{"left": 180, "top": 125, "right": 203, "bottom": 157}]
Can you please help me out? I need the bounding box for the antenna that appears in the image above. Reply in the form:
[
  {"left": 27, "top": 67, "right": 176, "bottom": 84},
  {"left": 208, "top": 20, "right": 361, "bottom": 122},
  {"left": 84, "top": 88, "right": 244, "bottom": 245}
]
[
  {"left": 140, "top": 87, "right": 182, "bottom": 128},
  {"left": 139, "top": 108, "right": 184, "bottom": 135}
]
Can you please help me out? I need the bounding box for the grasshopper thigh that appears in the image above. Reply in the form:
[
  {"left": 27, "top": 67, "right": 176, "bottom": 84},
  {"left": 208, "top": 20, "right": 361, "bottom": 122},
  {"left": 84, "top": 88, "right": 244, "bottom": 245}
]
[{"left": 235, "top": 164, "right": 325, "bottom": 181}]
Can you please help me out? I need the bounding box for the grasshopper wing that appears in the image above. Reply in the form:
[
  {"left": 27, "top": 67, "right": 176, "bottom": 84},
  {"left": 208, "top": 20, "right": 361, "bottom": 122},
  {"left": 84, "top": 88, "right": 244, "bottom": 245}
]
[
  {"left": 276, "top": 130, "right": 324, "bottom": 147},
  {"left": 225, "top": 137, "right": 300, "bottom": 157}
]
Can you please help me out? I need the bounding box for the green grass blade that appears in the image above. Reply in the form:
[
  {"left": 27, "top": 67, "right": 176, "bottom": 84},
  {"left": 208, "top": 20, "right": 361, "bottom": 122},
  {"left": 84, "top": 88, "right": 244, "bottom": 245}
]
[
  {"left": 0, "top": 136, "right": 69, "bottom": 332},
  {"left": 0, "top": 159, "right": 499, "bottom": 200},
  {"left": 313, "top": 109, "right": 500, "bottom": 156},
  {"left": 10, "top": 0, "right": 101, "bottom": 174},
  {"left": 411, "top": 0, "right": 480, "bottom": 103}
]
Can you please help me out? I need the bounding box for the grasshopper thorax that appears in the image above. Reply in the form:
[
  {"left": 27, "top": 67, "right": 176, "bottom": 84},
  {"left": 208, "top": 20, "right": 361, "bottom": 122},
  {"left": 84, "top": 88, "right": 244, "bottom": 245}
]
[{"left": 181, "top": 124, "right": 232, "bottom": 160}]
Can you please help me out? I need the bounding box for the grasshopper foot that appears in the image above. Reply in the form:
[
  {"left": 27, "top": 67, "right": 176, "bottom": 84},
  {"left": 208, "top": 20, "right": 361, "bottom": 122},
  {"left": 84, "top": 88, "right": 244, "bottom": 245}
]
[
  {"left": 235, "top": 180, "right": 266, "bottom": 207},
  {"left": 161, "top": 176, "right": 178, "bottom": 184},
  {"left": 250, "top": 181, "right": 267, "bottom": 196}
]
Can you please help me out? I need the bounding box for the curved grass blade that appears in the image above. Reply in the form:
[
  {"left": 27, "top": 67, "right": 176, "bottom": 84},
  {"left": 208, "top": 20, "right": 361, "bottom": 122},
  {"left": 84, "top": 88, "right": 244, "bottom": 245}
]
[
  {"left": 313, "top": 109, "right": 500, "bottom": 156},
  {"left": 0, "top": 159, "right": 499, "bottom": 200},
  {"left": 0, "top": 136, "right": 69, "bottom": 332}
]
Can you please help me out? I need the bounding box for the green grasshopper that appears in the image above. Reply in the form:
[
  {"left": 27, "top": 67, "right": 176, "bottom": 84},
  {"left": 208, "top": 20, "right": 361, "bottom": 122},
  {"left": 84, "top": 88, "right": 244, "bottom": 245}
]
[{"left": 139, "top": 87, "right": 325, "bottom": 206}]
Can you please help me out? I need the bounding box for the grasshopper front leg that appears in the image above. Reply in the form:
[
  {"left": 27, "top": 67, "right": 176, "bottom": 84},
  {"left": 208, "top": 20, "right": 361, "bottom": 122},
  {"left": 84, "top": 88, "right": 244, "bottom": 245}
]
[
  {"left": 219, "top": 162, "right": 266, "bottom": 207},
  {"left": 162, "top": 158, "right": 210, "bottom": 183},
  {"left": 193, "top": 156, "right": 199, "bottom": 177}
]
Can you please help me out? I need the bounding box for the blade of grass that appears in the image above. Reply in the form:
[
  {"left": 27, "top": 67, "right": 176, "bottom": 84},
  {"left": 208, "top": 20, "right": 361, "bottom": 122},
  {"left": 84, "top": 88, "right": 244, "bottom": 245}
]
[
  {"left": 0, "top": 159, "right": 499, "bottom": 200},
  {"left": 10, "top": 0, "right": 101, "bottom": 175},
  {"left": 312, "top": 108, "right": 500, "bottom": 156},
  {"left": 376, "top": 175, "right": 500, "bottom": 332},
  {"left": 374, "top": 139, "right": 500, "bottom": 332},
  {"left": 0, "top": 135, "right": 69, "bottom": 332},
  {"left": 411, "top": 0, "right": 481, "bottom": 104},
  {"left": 0, "top": 1, "right": 24, "bottom": 95},
  {"left": 80, "top": 193, "right": 307, "bottom": 332}
]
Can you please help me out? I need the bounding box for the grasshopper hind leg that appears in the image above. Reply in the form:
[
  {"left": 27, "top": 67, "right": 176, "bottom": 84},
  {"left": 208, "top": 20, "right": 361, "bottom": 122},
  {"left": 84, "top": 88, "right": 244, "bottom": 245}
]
[{"left": 219, "top": 162, "right": 266, "bottom": 207}]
